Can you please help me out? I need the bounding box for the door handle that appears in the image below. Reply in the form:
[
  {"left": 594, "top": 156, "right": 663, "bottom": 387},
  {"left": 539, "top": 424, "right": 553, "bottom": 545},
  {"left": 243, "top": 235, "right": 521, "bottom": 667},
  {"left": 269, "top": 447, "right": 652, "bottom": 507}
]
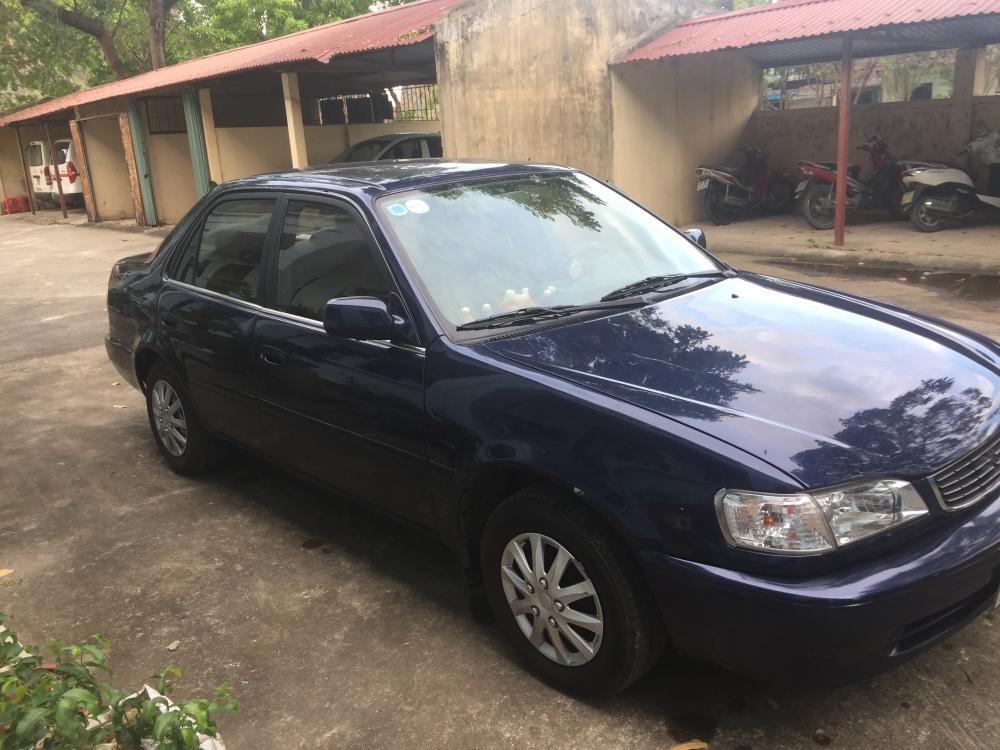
[
  {"left": 161, "top": 313, "right": 178, "bottom": 329},
  {"left": 259, "top": 346, "right": 286, "bottom": 366}
]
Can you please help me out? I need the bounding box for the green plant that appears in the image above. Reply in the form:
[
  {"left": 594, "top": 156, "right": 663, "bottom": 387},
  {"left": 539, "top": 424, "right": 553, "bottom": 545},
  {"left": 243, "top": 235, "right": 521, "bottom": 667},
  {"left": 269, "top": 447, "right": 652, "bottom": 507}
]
[{"left": 0, "top": 613, "right": 237, "bottom": 750}]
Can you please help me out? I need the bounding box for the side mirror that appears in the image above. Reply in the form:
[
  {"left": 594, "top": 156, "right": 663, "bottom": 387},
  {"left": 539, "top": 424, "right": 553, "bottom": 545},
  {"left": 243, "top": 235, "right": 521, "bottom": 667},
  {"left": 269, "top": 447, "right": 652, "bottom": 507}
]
[
  {"left": 322, "top": 297, "right": 395, "bottom": 340},
  {"left": 683, "top": 228, "right": 708, "bottom": 250}
]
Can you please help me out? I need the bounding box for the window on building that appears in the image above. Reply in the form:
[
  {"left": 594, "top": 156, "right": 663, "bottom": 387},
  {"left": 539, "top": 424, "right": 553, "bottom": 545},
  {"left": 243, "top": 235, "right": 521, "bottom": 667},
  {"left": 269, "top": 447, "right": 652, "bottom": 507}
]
[
  {"left": 145, "top": 97, "right": 187, "bottom": 134},
  {"left": 272, "top": 200, "right": 391, "bottom": 321}
]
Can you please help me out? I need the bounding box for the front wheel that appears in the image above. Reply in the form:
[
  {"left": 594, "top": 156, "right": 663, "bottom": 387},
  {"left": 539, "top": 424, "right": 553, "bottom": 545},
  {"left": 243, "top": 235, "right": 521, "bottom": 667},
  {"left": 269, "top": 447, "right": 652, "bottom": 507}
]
[
  {"left": 481, "top": 487, "right": 663, "bottom": 694},
  {"left": 802, "top": 182, "right": 836, "bottom": 230}
]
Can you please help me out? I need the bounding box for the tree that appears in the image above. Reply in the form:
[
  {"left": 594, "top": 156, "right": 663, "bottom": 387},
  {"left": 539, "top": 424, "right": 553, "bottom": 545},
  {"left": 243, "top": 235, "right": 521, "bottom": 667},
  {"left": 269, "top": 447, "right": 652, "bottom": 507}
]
[{"left": 1, "top": 1, "right": 419, "bottom": 112}]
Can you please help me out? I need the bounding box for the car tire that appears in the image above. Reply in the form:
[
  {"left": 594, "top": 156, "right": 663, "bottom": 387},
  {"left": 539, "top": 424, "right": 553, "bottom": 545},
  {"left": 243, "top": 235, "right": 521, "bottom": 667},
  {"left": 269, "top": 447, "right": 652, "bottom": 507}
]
[
  {"left": 481, "top": 486, "right": 663, "bottom": 695},
  {"left": 145, "top": 362, "right": 220, "bottom": 476}
]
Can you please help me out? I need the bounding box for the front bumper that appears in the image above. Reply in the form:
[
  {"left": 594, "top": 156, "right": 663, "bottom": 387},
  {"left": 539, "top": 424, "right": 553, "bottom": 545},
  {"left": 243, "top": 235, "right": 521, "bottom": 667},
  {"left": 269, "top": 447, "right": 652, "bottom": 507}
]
[{"left": 639, "top": 492, "right": 1000, "bottom": 686}]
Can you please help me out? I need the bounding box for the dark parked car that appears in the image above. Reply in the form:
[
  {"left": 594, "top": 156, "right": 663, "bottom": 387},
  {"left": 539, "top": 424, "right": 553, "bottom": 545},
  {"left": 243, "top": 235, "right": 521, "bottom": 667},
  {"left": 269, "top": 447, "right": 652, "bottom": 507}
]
[
  {"left": 331, "top": 133, "right": 442, "bottom": 162},
  {"left": 106, "top": 161, "right": 1000, "bottom": 694}
]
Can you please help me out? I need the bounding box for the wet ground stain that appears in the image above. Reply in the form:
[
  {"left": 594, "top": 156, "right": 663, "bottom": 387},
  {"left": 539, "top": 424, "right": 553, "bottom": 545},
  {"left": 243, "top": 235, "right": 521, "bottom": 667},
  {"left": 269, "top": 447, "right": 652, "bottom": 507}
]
[
  {"left": 666, "top": 711, "right": 718, "bottom": 742},
  {"left": 760, "top": 260, "right": 1000, "bottom": 305}
]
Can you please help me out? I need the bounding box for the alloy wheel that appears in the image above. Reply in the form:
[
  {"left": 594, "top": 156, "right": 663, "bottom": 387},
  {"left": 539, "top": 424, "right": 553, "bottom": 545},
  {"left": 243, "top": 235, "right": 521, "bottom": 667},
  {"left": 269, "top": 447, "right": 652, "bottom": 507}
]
[
  {"left": 150, "top": 380, "right": 188, "bottom": 457},
  {"left": 500, "top": 532, "right": 604, "bottom": 667}
]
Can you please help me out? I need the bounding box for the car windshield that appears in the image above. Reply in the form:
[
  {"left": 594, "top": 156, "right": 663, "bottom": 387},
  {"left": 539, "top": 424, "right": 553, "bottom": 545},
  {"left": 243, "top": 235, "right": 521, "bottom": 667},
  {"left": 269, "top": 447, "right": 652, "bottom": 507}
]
[
  {"left": 54, "top": 141, "right": 70, "bottom": 165},
  {"left": 338, "top": 139, "right": 391, "bottom": 162},
  {"left": 376, "top": 172, "right": 719, "bottom": 329}
]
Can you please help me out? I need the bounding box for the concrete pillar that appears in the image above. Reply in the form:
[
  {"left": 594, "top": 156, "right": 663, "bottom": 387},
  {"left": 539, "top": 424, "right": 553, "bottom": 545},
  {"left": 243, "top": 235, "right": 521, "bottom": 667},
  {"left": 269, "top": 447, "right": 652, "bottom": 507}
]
[
  {"left": 182, "top": 91, "right": 212, "bottom": 197},
  {"left": 198, "top": 88, "right": 223, "bottom": 185},
  {"left": 950, "top": 48, "right": 986, "bottom": 155},
  {"left": 281, "top": 72, "right": 309, "bottom": 169}
]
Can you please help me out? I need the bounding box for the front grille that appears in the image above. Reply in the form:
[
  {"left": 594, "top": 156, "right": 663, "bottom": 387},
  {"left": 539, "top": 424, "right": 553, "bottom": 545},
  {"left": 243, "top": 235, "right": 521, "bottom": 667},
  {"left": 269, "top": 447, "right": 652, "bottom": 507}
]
[{"left": 931, "top": 433, "right": 1000, "bottom": 509}]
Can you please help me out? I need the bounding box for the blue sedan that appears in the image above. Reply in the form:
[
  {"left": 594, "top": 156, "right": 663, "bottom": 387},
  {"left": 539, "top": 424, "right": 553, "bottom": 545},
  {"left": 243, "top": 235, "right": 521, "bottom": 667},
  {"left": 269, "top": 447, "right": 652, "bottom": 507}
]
[{"left": 105, "top": 161, "right": 1000, "bottom": 694}]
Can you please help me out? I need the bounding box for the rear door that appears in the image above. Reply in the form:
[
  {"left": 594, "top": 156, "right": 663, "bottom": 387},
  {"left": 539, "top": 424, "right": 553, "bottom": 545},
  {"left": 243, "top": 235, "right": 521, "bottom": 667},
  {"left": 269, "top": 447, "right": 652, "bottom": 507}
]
[
  {"left": 26, "top": 142, "right": 50, "bottom": 198},
  {"left": 253, "top": 196, "right": 431, "bottom": 523},
  {"left": 159, "top": 195, "right": 277, "bottom": 450}
]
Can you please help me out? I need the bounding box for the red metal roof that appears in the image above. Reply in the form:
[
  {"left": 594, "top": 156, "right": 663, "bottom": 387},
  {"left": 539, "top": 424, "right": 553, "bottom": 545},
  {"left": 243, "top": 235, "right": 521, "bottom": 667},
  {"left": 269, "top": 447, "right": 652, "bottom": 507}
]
[
  {"left": 620, "top": 0, "right": 1000, "bottom": 63},
  {"left": 0, "top": 0, "right": 464, "bottom": 126}
]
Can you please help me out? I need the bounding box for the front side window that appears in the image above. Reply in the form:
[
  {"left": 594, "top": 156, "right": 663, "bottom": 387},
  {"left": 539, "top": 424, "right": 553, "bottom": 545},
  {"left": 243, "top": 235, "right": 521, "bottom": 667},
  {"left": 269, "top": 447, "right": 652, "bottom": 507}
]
[
  {"left": 376, "top": 172, "right": 719, "bottom": 328},
  {"left": 272, "top": 201, "right": 391, "bottom": 321},
  {"left": 177, "top": 199, "right": 274, "bottom": 302}
]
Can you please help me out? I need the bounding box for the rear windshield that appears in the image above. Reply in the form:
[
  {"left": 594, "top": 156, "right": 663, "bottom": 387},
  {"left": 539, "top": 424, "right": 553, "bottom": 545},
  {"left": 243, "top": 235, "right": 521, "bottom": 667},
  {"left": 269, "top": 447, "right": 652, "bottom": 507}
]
[
  {"left": 54, "top": 140, "right": 70, "bottom": 165},
  {"left": 28, "top": 143, "right": 44, "bottom": 167}
]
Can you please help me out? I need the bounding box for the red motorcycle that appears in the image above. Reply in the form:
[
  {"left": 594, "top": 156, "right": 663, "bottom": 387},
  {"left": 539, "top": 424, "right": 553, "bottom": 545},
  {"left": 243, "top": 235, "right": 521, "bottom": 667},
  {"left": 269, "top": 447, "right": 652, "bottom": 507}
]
[
  {"left": 695, "top": 146, "right": 795, "bottom": 225},
  {"left": 796, "top": 135, "right": 933, "bottom": 230}
]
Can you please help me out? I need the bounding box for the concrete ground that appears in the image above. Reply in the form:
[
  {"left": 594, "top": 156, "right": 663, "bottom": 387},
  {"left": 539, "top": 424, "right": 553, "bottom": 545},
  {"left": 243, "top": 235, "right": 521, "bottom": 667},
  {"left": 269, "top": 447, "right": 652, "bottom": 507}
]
[
  {"left": 1, "top": 215, "right": 998, "bottom": 750},
  {"left": 700, "top": 214, "right": 1000, "bottom": 274}
]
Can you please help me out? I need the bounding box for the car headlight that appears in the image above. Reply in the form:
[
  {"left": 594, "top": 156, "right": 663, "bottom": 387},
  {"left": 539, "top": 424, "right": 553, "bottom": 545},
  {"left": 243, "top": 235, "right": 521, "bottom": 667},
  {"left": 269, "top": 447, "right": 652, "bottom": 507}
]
[{"left": 716, "top": 479, "right": 929, "bottom": 554}]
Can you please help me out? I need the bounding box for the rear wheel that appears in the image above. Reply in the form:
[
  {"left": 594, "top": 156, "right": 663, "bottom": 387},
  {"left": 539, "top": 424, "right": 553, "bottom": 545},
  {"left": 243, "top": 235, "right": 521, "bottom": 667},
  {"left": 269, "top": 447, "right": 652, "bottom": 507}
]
[
  {"left": 910, "top": 193, "right": 949, "bottom": 233},
  {"left": 802, "top": 182, "right": 836, "bottom": 230},
  {"left": 481, "top": 486, "right": 663, "bottom": 694},
  {"left": 704, "top": 186, "right": 736, "bottom": 225},
  {"left": 145, "top": 362, "right": 220, "bottom": 475}
]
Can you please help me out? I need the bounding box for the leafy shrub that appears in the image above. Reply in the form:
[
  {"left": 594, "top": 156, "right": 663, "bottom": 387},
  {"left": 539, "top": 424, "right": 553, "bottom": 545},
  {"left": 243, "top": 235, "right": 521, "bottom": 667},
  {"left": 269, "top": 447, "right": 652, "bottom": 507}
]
[{"left": 0, "top": 613, "right": 237, "bottom": 750}]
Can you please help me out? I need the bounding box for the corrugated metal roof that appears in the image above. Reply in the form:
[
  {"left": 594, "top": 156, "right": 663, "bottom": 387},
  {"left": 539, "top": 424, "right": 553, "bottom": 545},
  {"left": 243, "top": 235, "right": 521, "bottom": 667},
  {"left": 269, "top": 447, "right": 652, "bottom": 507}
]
[
  {"left": 620, "top": 0, "right": 1000, "bottom": 64},
  {"left": 1, "top": 0, "right": 463, "bottom": 126}
]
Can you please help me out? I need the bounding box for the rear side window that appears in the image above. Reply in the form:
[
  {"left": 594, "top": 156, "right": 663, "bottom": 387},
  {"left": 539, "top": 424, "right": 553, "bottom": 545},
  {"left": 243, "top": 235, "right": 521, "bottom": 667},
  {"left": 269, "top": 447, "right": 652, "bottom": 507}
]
[
  {"left": 27, "top": 144, "right": 43, "bottom": 167},
  {"left": 385, "top": 138, "right": 423, "bottom": 160},
  {"left": 176, "top": 199, "right": 274, "bottom": 302},
  {"left": 343, "top": 140, "right": 389, "bottom": 162},
  {"left": 427, "top": 137, "right": 443, "bottom": 158},
  {"left": 272, "top": 200, "right": 391, "bottom": 320}
]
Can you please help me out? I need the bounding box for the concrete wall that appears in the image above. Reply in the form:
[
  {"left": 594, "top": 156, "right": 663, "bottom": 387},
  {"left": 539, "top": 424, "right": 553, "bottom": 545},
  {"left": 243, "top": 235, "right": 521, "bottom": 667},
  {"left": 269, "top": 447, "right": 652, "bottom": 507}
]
[
  {"left": 973, "top": 96, "right": 1000, "bottom": 134},
  {"left": 215, "top": 126, "right": 293, "bottom": 182},
  {"left": 0, "top": 128, "right": 27, "bottom": 201},
  {"left": 146, "top": 133, "right": 198, "bottom": 224},
  {"left": 81, "top": 116, "right": 134, "bottom": 221},
  {"left": 611, "top": 51, "right": 760, "bottom": 225},
  {"left": 746, "top": 99, "right": 958, "bottom": 177},
  {"left": 436, "top": 0, "right": 700, "bottom": 179}
]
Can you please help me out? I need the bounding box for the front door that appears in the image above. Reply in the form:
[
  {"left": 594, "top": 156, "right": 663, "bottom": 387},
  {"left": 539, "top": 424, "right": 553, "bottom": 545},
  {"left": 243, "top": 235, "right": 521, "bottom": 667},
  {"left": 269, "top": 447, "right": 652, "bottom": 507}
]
[
  {"left": 253, "top": 197, "right": 431, "bottom": 523},
  {"left": 158, "top": 196, "right": 277, "bottom": 450}
]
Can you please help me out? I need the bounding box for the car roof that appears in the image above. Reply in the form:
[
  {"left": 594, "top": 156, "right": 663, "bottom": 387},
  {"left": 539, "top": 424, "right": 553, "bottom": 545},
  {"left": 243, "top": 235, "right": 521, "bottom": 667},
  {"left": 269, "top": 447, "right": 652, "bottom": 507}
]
[
  {"left": 352, "top": 132, "right": 441, "bottom": 144},
  {"left": 217, "top": 160, "right": 576, "bottom": 196}
]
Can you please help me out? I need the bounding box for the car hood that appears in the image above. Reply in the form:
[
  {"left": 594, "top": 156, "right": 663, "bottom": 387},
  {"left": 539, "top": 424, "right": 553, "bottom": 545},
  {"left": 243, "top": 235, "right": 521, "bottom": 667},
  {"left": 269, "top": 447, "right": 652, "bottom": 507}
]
[{"left": 485, "top": 276, "right": 1000, "bottom": 487}]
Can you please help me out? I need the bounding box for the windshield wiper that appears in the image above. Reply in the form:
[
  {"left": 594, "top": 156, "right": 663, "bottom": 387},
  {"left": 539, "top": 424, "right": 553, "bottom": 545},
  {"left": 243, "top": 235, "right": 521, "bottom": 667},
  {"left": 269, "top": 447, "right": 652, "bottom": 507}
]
[
  {"left": 456, "top": 301, "right": 642, "bottom": 332},
  {"left": 600, "top": 270, "right": 733, "bottom": 302}
]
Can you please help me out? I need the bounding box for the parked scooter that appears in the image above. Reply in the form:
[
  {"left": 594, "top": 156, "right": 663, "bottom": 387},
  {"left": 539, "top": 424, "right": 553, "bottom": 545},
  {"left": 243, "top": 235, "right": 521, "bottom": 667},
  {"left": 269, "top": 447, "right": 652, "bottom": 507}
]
[
  {"left": 695, "top": 146, "right": 795, "bottom": 225},
  {"left": 900, "top": 130, "right": 1000, "bottom": 232},
  {"left": 795, "top": 135, "right": 932, "bottom": 230}
]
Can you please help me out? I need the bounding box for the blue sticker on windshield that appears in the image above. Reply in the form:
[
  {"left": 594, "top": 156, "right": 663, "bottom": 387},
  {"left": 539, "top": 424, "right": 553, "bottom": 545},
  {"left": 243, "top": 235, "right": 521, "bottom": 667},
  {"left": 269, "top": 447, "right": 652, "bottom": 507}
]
[{"left": 387, "top": 203, "right": 408, "bottom": 216}]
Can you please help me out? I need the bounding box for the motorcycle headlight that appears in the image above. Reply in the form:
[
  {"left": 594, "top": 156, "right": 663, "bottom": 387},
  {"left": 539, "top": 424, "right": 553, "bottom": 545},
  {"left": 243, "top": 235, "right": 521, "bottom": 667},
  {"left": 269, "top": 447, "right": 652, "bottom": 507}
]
[{"left": 716, "top": 479, "right": 928, "bottom": 554}]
